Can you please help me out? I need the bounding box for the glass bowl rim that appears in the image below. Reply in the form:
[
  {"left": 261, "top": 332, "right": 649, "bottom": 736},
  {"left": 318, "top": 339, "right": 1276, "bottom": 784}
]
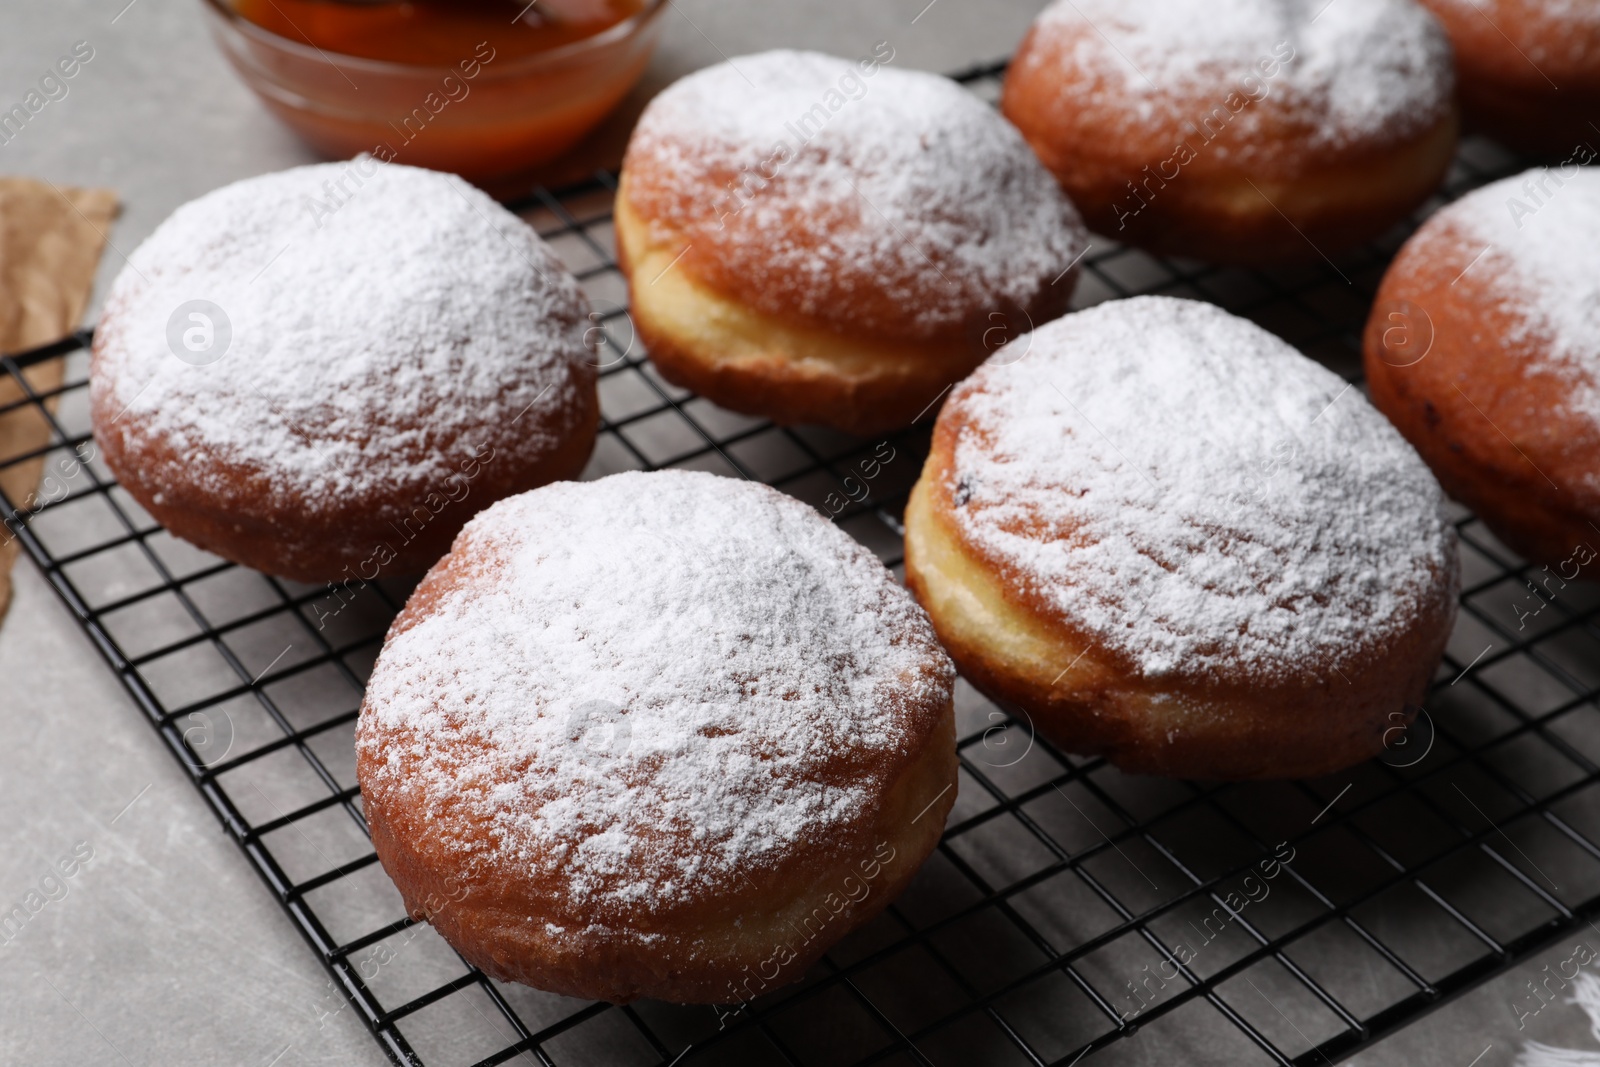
[{"left": 198, "top": 0, "right": 671, "bottom": 77}]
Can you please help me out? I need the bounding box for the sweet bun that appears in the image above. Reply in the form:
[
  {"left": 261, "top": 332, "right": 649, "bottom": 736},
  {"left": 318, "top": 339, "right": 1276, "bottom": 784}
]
[
  {"left": 1001, "top": 0, "right": 1457, "bottom": 263},
  {"left": 91, "top": 161, "right": 598, "bottom": 584},
  {"left": 617, "top": 49, "right": 1088, "bottom": 435},
  {"left": 905, "top": 296, "right": 1459, "bottom": 780},
  {"left": 356, "top": 470, "right": 957, "bottom": 1004},
  {"left": 1415, "top": 0, "right": 1600, "bottom": 156},
  {"left": 1364, "top": 167, "right": 1600, "bottom": 568}
]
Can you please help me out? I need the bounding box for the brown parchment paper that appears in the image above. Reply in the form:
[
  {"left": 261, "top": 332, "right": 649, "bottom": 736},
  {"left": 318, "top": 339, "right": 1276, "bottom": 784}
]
[{"left": 0, "top": 178, "right": 118, "bottom": 624}]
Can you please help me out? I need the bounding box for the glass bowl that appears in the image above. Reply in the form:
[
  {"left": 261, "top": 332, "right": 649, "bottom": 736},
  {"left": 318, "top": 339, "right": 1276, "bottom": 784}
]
[{"left": 200, "top": 0, "right": 667, "bottom": 184}]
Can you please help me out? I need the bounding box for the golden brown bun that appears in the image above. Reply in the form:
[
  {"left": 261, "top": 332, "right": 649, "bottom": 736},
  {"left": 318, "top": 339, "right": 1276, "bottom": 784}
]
[
  {"left": 88, "top": 162, "right": 600, "bottom": 585},
  {"left": 617, "top": 50, "right": 1087, "bottom": 435},
  {"left": 1363, "top": 173, "right": 1600, "bottom": 567},
  {"left": 903, "top": 297, "right": 1458, "bottom": 781},
  {"left": 615, "top": 186, "right": 998, "bottom": 435},
  {"left": 365, "top": 693, "right": 955, "bottom": 1003},
  {"left": 904, "top": 478, "right": 1444, "bottom": 780},
  {"left": 357, "top": 472, "right": 958, "bottom": 1003},
  {"left": 1000, "top": 1, "right": 1458, "bottom": 264},
  {"left": 1416, "top": 0, "right": 1600, "bottom": 156},
  {"left": 91, "top": 396, "right": 596, "bottom": 585}
]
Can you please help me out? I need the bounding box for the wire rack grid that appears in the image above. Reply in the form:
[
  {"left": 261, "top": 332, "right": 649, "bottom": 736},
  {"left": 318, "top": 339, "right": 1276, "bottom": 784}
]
[{"left": 5, "top": 61, "right": 1600, "bottom": 1067}]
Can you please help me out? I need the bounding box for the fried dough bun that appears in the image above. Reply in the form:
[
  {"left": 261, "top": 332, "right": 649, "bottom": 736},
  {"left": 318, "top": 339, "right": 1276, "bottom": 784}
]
[
  {"left": 1415, "top": 0, "right": 1600, "bottom": 156},
  {"left": 618, "top": 50, "right": 1088, "bottom": 435},
  {"left": 1364, "top": 167, "right": 1600, "bottom": 568},
  {"left": 905, "top": 297, "right": 1459, "bottom": 780},
  {"left": 357, "top": 471, "right": 957, "bottom": 1003},
  {"left": 1001, "top": 0, "right": 1457, "bottom": 263},
  {"left": 92, "top": 162, "right": 598, "bottom": 584}
]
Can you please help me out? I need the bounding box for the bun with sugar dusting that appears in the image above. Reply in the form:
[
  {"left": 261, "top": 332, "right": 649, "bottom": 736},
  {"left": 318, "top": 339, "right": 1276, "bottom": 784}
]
[
  {"left": 617, "top": 49, "right": 1088, "bottom": 435},
  {"left": 905, "top": 297, "right": 1459, "bottom": 780},
  {"left": 1413, "top": 0, "right": 1600, "bottom": 157},
  {"left": 1001, "top": 0, "right": 1457, "bottom": 264},
  {"left": 91, "top": 161, "right": 598, "bottom": 584},
  {"left": 1364, "top": 168, "right": 1600, "bottom": 567},
  {"left": 356, "top": 470, "right": 957, "bottom": 1003}
]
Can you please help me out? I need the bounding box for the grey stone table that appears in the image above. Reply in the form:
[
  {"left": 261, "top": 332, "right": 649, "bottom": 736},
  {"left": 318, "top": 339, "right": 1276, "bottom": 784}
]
[{"left": 0, "top": 1, "right": 1592, "bottom": 1064}]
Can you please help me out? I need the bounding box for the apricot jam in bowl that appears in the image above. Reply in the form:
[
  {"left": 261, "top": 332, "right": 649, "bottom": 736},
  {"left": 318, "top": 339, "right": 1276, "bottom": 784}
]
[{"left": 200, "top": 0, "right": 666, "bottom": 183}]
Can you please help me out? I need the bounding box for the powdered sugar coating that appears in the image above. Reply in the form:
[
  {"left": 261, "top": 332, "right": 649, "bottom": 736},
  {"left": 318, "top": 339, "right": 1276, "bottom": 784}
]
[
  {"left": 92, "top": 161, "right": 593, "bottom": 504},
  {"left": 357, "top": 471, "right": 953, "bottom": 917},
  {"left": 1446, "top": 0, "right": 1600, "bottom": 92},
  {"left": 943, "top": 297, "right": 1457, "bottom": 681},
  {"left": 1034, "top": 0, "right": 1453, "bottom": 148},
  {"left": 1438, "top": 167, "right": 1600, "bottom": 425},
  {"left": 623, "top": 49, "right": 1086, "bottom": 336},
  {"left": 1429, "top": 0, "right": 1599, "bottom": 25}
]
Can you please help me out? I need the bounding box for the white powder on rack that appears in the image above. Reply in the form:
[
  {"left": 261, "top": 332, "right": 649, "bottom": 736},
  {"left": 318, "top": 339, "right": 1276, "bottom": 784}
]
[
  {"left": 357, "top": 471, "right": 953, "bottom": 917},
  {"left": 1034, "top": 0, "right": 1454, "bottom": 148},
  {"left": 92, "top": 161, "right": 592, "bottom": 504},
  {"left": 624, "top": 49, "right": 1086, "bottom": 335},
  {"left": 1440, "top": 167, "right": 1600, "bottom": 426},
  {"left": 944, "top": 296, "right": 1457, "bottom": 682}
]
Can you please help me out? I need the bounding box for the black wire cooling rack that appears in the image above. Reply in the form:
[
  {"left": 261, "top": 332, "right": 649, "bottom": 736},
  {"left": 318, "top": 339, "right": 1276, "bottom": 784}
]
[{"left": 5, "top": 61, "right": 1600, "bottom": 1067}]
